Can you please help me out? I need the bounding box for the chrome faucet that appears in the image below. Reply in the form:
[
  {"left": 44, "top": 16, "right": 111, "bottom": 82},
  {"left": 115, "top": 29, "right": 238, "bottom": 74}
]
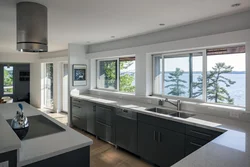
[{"left": 164, "top": 98, "right": 181, "bottom": 111}]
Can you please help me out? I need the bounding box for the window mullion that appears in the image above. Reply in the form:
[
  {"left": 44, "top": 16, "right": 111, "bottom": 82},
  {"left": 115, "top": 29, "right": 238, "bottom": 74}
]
[
  {"left": 162, "top": 55, "right": 164, "bottom": 97},
  {"left": 202, "top": 50, "right": 207, "bottom": 102},
  {"left": 189, "top": 54, "right": 193, "bottom": 98}
]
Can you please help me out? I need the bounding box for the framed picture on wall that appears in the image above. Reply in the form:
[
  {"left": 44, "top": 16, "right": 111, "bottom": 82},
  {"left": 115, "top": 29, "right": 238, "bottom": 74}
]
[{"left": 72, "top": 64, "right": 87, "bottom": 86}]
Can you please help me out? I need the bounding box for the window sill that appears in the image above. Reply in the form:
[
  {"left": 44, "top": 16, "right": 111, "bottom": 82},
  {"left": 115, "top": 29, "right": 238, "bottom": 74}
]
[{"left": 90, "top": 89, "right": 135, "bottom": 96}]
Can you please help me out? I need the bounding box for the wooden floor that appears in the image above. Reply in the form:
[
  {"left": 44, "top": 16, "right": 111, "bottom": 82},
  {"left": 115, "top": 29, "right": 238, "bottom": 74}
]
[{"left": 41, "top": 110, "right": 152, "bottom": 167}]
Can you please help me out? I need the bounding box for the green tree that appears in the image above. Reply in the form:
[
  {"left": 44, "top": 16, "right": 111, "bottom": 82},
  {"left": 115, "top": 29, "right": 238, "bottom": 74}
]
[
  {"left": 4, "top": 69, "right": 13, "bottom": 86},
  {"left": 192, "top": 63, "right": 236, "bottom": 104},
  {"left": 165, "top": 68, "right": 187, "bottom": 96},
  {"left": 103, "top": 60, "right": 135, "bottom": 93}
]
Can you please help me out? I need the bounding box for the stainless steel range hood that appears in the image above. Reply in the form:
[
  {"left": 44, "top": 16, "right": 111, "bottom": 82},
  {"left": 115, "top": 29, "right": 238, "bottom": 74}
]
[{"left": 17, "top": 2, "right": 48, "bottom": 52}]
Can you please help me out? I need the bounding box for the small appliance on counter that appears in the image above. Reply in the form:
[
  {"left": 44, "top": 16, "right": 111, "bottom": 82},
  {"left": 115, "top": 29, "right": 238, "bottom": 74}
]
[{"left": 10, "top": 103, "right": 29, "bottom": 139}]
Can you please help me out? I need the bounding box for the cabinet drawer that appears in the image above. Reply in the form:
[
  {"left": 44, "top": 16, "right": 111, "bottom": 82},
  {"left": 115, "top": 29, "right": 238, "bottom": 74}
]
[
  {"left": 72, "top": 98, "right": 82, "bottom": 105},
  {"left": 72, "top": 115, "right": 85, "bottom": 129},
  {"left": 186, "top": 125, "right": 222, "bottom": 141},
  {"left": 185, "top": 136, "right": 209, "bottom": 155},
  {"left": 96, "top": 121, "right": 113, "bottom": 143},
  {"left": 96, "top": 105, "right": 113, "bottom": 126},
  {"left": 72, "top": 105, "right": 83, "bottom": 117}
]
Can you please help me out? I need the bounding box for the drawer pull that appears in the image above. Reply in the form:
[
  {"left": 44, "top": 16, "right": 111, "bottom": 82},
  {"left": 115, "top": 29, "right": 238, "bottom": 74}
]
[
  {"left": 190, "top": 130, "right": 211, "bottom": 138},
  {"left": 123, "top": 110, "right": 128, "bottom": 113},
  {"left": 96, "top": 121, "right": 111, "bottom": 128},
  {"left": 190, "top": 142, "right": 203, "bottom": 147},
  {"left": 73, "top": 115, "right": 81, "bottom": 120},
  {"left": 154, "top": 131, "right": 157, "bottom": 141},
  {"left": 158, "top": 132, "right": 161, "bottom": 143}
]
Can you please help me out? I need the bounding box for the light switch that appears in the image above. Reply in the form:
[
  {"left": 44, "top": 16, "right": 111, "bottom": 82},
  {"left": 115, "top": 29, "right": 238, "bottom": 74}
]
[{"left": 0, "top": 161, "right": 9, "bottom": 167}]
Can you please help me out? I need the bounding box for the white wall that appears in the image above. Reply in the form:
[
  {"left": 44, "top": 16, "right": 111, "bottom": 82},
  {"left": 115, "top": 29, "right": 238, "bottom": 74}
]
[
  {"left": 29, "top": 50, "right": 68, "bottom": 112},
  {"left": 0, "top": 52, "right": 38, "bottom": 63},
  {"left": 68, "top": 44, "right": 89, "bottom": 126}
]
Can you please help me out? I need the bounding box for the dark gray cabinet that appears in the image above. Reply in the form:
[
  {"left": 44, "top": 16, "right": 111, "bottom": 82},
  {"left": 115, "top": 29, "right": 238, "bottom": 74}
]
[
  {"left": 95, "top": 105, "right": 115, "bottom": 143},
  {"left": 156, "top": 127, "right": 185, "bottom": 167},
  {"left": 72, "top": 98, "right": 95, "bottom": 134},
  {"left": 138, "top": 122, "right": 158, "bottom": 163},
  {"left": 72, "top": 104, "right": 87, "bottom": 130}
]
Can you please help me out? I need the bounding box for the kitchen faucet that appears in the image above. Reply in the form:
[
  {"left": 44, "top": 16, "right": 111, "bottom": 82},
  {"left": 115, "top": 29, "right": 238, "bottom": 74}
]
[{"left": 163, "top": 98, "right": 181, "bottom": 111}]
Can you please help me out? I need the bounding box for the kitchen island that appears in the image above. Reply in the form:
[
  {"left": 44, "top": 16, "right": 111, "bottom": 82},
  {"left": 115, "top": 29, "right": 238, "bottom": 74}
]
[{"left": 0, "top": 102, "right": 92, "bottom": 167}]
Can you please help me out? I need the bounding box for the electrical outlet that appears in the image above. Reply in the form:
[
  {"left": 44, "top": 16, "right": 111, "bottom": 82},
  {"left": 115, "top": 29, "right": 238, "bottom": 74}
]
[
  {"left": 229, "top": 111, "right": 240, "bottom": 119},
  {"left": 97, "top": 92, "right": 101, "bottom": 96},
  {"left": 0, "top": 161, "right": 9, "bottom": 167},
  {"left": 119, "top": 95, "right": 123, "bottom": 99}
]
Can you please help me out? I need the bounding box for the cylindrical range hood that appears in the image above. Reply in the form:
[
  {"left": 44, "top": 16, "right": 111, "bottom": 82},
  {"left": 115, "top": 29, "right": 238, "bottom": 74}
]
[{"left": 17, "top": 2, "right": 48, "bottom": 52}]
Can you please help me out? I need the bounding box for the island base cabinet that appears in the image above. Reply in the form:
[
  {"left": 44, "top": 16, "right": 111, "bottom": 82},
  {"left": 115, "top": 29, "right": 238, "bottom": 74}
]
[
  {"left": 156, "top": 128, "right": 185, "bottom": 167},
  {"left": 138, "top": 122, "right": 158, "bottom": 164},
  {"left": 24, "top": 146, "right": 90, "bottom": 167}
]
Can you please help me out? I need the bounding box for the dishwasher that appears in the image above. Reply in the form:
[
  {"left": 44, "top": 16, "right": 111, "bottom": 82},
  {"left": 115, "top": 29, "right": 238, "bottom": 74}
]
[{"left": 115, "top": 108, "right": 138, "bottom": 154}]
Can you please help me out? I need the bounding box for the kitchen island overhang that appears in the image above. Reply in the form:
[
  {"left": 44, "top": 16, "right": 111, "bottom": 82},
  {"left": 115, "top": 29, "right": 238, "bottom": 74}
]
[{"left": 0, "top": 102, "right": 93, "bottom": 167}]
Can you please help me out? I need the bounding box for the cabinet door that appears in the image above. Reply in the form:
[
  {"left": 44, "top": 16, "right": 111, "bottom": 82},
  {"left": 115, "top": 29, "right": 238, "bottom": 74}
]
[
  {"left": 157, "top": 127, "right": 185, "bottom": 167},
  {"left": 81, "top": 101, "right": 95, "bottom": 134},
  {"left": 138, "top": 122, "right": 157, "bottom": 164}
]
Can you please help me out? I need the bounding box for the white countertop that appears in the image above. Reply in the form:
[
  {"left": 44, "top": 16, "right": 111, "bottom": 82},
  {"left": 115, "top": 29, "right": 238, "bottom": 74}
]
[
  {"left": 0, "top": 102, "right": 93, "bottom": 167},
  {"left": 72, "top": 93, "right": 250, "bottom": 167},
  {"left": 0, "top": 114, "right": 21, "bottom": 154}
]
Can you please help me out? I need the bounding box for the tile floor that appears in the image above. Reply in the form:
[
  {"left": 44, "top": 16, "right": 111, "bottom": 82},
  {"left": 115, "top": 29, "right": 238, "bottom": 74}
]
[{"left": 40, "top": 109, "right": 152, "bottom": 167}]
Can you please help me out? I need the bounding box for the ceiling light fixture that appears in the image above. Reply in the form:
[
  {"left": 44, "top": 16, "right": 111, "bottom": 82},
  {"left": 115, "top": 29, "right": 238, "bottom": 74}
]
[
  {"left": 111, "top": 36, "right": 115, "bottom": 38},
  {"left": 231, "top": 3, "right": 241, "bottom": 7},
  {"left": 159, "top": 23, "right": 165, "bottom": 26},
  {"left": 86, "top": 41, "right": 90, "bottom": 44}
]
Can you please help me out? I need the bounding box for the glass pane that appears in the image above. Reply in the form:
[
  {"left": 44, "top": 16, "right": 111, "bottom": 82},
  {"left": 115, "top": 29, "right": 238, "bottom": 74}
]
[
  {"left": 153, "top": 56, "right": 162, "bottom": 94},
  {"left": 45, "top": 63, "right": 53, "bottom": 109},
  {"left": 191, "top": 55, "right": 203, "bottom": 99},
  {"left": 119, "top": 57, "right": 135, "bottom": 93},
  {"left": 207, "top": 50, "right": 246, "bottom": 107},
  {"left": 164, "top": 56, "right": 189, "bottom": 97},
  {"left": 4, "top": 66, "right": 14, "bottom": 95},
  {"left": 98, "top": 60, "right": 117, "bottom": 90}
]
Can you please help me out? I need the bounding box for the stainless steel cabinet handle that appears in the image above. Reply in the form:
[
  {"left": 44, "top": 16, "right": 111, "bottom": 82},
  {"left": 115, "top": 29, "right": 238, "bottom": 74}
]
[
  {"left": 158, "top": 132, "right": 161, "bottom": 143},
  {"left": 190, "top": 130, "right": 211, "bottom": 138},
  {"left": 190, "top": 142, "right": 203, "bottom": 147},
  {"left": 96, "top": 121, "right": 111, "bottom": 128},
  {"left": 154, "top": 131, "right": 157, "bottom": 141},
  {"left": 73, "top": 115, "right": 81, "bottom": 120}
]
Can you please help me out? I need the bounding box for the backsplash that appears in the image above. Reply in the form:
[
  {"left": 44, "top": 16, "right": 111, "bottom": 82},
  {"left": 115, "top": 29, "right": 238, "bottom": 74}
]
[{"left": 88, "top": 89, "right": 250, "bottom": 123}]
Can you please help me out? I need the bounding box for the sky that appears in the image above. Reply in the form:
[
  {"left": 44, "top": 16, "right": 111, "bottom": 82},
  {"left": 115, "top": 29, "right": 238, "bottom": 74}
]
[{"left": 164, "top": 53, "right": 246, "bottom": 72}]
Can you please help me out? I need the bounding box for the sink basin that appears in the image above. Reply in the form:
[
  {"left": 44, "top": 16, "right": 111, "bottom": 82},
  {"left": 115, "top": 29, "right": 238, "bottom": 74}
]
[
  {"left": 170, "top": 112, "right": 195, "bottom": 118},
  {"left": 146, "top": 107, "right": 176, "bottom": 115}
]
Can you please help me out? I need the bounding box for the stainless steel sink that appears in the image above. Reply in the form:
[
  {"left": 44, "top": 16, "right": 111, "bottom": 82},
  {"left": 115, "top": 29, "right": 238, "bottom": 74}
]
[
  {"left": 146, "top": 107, "right": 195, "bottom": 119},
  {"left": 146, "top": 107, "right": 177, "bottom": 115},
  {"left": 170, "top": 112, "right": 195, "bottom": 118}
]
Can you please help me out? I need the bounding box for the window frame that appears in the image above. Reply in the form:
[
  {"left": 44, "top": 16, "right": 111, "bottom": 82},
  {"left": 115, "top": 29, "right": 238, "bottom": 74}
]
[
  {"left": 3, "top": 65, "right": 14, "bottom": 95},
  {"left": 96, "top": 56, "right": 135, "bottom": 93},
  {"left": 152, "top": 49, "right": 206, "bottom": 103},
  {"left": 152, "top": 46, "right": 246, "bottom": 108}
]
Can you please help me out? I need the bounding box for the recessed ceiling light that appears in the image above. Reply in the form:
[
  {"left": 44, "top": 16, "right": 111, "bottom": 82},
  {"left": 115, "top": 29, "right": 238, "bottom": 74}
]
[
  {"left": 86, "top": 41, "right": 90, "bottom": 44},
  {"left": 231, "top": 3, "right": 241, "bottom": 7},
  {"left": 111, "top": 36, "right": 115, "bottom": 38},
  {"left": 159, "top": 23, "right": 165, "bottom": 26}
]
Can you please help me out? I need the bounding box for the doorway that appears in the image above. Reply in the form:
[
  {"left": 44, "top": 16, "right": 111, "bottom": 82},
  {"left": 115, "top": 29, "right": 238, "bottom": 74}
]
[
  {"left": 44, "top": 63, "right": 54, "bottom": 109},
  {"left": 61, "top": 63, "right": 68, "bottom": 112}
]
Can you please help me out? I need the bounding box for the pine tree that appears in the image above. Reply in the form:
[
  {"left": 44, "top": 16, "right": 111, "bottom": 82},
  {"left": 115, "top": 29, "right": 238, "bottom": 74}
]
[
  {"left": 192, "top": 63, "right": 236, "bottom": 104},
  {"left": 165, "top": 68, "right": 187, "bottom": 96}
]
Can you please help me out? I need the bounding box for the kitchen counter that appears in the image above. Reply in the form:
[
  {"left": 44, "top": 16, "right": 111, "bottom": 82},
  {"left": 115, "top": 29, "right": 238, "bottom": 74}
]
[
  {"left": 72, "top": 93, "right": 250, "bottom": 167},
  {"left": 0, "top": 102, "right": 93, "bottom": 167}
]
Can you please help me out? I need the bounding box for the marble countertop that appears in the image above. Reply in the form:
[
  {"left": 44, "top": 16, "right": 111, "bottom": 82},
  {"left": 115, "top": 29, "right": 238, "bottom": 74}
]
[
  {"left": 0, "top": 102, "right": 93, "bottom": 167},
  {"left": 72, "top": 93, "right": 250, "bottom": 167}
]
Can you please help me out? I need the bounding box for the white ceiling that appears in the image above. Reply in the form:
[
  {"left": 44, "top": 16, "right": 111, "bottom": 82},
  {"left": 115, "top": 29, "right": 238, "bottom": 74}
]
[{"left": 0, "top": 0, "right": 249, "bottom": 53}]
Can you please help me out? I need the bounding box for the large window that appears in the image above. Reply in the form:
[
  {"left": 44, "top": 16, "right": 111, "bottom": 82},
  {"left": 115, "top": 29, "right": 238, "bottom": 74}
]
[
  {"left": 153, "top": 45, "right": 246, "bottom": 107},
  {"left": 3, "top": 66, "right": 14, "bottom": 95},
  {"left": 97, "top": 57, "right": 135, "bottom": 93},
  {"left": 154, "top": 51, "right": 203, "bottom": 99}
]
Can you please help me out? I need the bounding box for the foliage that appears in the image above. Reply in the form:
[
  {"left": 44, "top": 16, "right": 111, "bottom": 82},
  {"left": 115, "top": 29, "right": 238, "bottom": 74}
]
[
  {"left": 103, "top": 60, "right": 135, "bottom": 93},
  {"left": 165, "top": 68, "right": 187, "bottom": 96},
  {"left": 4, "top": 68, "right": 13, "bottom": 86},
  {"left": 192, "top": 63, "right": 236, "bottom": 104}
]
